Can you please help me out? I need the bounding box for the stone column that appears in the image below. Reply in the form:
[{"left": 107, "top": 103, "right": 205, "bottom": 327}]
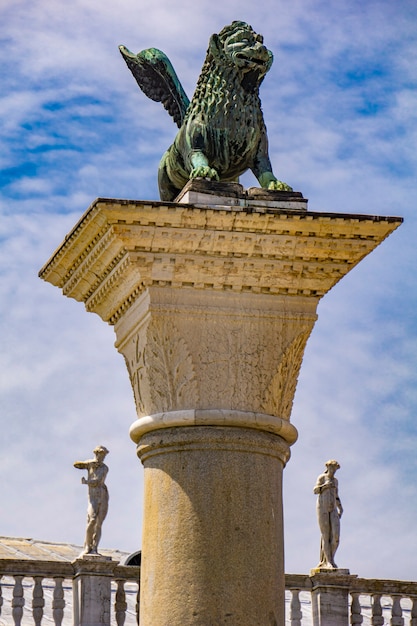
[
  {"left": 40, "top": 184, "right": 402, "bottom": 625},
  {"left": 137, "top": 426, "right": 289, "bottom": 624}
]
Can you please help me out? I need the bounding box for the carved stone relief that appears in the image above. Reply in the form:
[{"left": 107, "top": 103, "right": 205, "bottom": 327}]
[
  {"left": 125, "top": 317, "right": 198, "bottom": 415},
  {"left": 261, "top": 330, "right": 312, "bottom": 419},
  {"left": 121, "top": 299, "right": 314, "bottom": 418}
]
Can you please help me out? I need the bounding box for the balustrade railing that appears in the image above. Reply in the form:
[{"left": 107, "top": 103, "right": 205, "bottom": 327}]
[
  {"left": 0, "top": 559, "right": 139, "bottom": 625},
  {"left": 1, "top": 560, "right": 416, "bottom": 625},
  {"left": 285, "top": 574, "right": 417, "bottom": 625}
]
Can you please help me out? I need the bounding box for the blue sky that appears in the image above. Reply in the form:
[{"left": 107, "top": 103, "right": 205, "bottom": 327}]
[{"left": 1, "top": 0, "right": 417, "bottom": 581}]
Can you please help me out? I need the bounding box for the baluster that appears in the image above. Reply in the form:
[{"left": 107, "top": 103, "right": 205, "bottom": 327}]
[
  {"left": 32, "top": 576, "right": 44, "bottom": 626},
  {"left": 52, "top": 577, "right": 66, "bottom": 626},
  {"left": 351, "top": 592, "right": 364, "bottom": 625},
  {"left": 289, "top": 589, "right": 302, "bottom": 626},
  {"left": 115, "top": 579, "right": 127, "bottom": 626},
  {"left": 390, "top": 595, "right": 404, "bottom": 626},
  {"left": 410, "top": 597, "right": 417, "bottom": 626},
  {"left": 371, "top": 594, "right": 384, "bottom": 626},
  {"left": 12, "top": 575, "right": 25, "bottom": 626}
]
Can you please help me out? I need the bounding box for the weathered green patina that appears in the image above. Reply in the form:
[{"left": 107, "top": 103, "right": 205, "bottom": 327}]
[{"left": 120, "top": 21, "right": 292, "bottom": 201}]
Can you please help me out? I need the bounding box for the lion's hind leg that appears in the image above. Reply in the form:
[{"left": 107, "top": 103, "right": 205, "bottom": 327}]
[{"left": 158, "top": 150, "right": 182, "bottom": 201}]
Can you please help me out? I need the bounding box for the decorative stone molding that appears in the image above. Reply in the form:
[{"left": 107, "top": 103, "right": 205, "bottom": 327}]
[
  {"left": 39, "top": 197, "right": 402, "bottom": 325},
  {"left": 129, "top": 408, "right": 298, "bottom": 446}
]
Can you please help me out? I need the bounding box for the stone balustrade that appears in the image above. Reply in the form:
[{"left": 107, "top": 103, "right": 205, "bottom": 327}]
[
  {"left": 0, "top": 559, "right": 139, "bottom": 625},
  {"left": 1, "top": 560, "right": 416, "bottom": 625},
  {"left": 286, "top": 574, "right": 417, "bottom": 625}
]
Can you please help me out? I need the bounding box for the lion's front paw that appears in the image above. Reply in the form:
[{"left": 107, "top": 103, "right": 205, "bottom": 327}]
[
  {"left": 190, "top": 166, "right": 220, "bottom": 181},
  {"left": 267, "top": 180, "right": 293, "bottom": 192}
]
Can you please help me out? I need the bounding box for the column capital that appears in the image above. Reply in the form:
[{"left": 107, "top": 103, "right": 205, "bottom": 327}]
[{"left": 39, "top": 196, "right": 402, "bottom": 428}]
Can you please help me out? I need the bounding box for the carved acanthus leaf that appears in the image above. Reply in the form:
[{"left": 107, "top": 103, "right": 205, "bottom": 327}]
[
  {"left": 261, "top": 330, "right": 311, "bottom": 419},
  {"left": 145, "top": 319, "right": 198, "bottom": 412}
]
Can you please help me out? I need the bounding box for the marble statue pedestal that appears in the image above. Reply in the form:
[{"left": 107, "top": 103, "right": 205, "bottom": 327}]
[
  {"left": 310, "top": 571, "right": 356, "bottom": 626},
  {"left": 40, "top": 186, "right": 402, "bottom": 625},
  {"left": 72, "top": 556, "right": 116, "bottom": 626}
]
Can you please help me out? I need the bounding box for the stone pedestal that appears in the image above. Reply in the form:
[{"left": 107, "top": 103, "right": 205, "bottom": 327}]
[
  {"left": 40, "top": 186, "right": 402, "bottom": 625},
  {"left": 310, "top": 571, "right": 356, "bottom": 626},
  {"left": 72, "top": 556, "right": 117, "bottom": 626}
]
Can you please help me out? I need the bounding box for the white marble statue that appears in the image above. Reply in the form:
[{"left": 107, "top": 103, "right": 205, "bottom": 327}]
[
  {"left": 74, "top": 445, "right": 109, "bottom": 555},
  {"left": 313, "top": 459, "right": 343, "bottom": 569}
]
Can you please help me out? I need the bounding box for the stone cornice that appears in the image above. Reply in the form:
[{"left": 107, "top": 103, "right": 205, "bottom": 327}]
[{"left": 39, "top": 197, "right": 402, "bottom": 324}]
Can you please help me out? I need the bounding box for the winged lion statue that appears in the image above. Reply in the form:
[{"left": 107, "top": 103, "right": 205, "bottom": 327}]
[{"left": 119, "top": 21, "right": 292, "bottom": 201}]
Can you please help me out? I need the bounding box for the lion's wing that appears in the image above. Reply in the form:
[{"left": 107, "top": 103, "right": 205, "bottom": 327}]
[{"left": 119, "top": 46, "right": 190, "bottom": 128}]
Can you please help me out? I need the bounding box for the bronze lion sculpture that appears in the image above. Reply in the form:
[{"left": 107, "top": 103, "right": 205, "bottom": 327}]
[{"left": 120, "top": 21, "right": 292, "bottom": 201}]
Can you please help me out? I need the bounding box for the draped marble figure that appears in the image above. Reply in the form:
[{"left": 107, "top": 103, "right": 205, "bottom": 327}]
[{"left": 313, "top": 460, "right": 343, "bottom": 569}]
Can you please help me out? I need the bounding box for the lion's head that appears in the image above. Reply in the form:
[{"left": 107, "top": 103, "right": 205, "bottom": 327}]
[
  {"left": 211, "top": 21, "right": 273, "bottom": 89},
  {"left": 190, "top": 21, "right": 274, "bottom": 118}
]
